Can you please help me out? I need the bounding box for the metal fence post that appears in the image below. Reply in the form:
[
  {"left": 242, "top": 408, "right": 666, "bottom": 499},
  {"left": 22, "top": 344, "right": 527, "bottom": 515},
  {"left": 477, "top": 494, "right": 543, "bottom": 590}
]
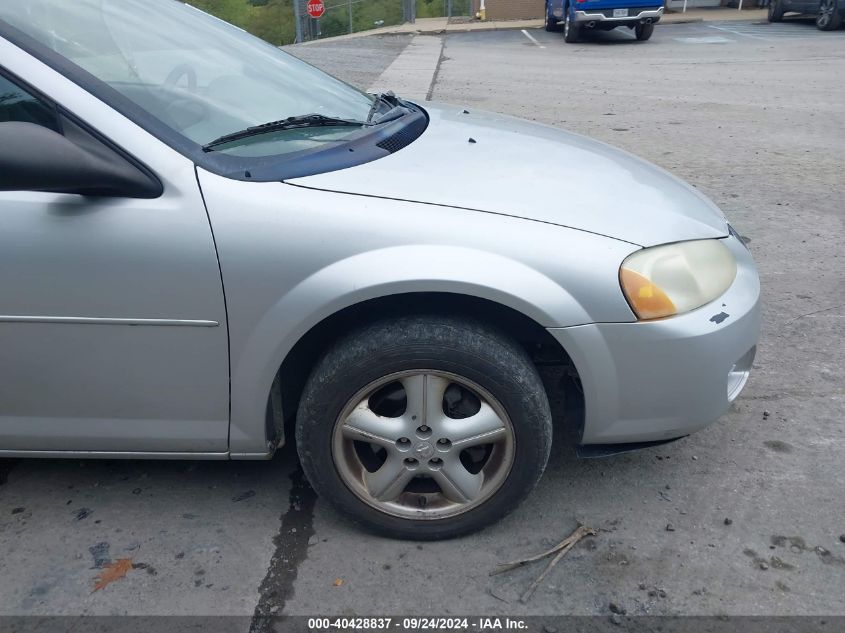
[
  {"left": 348, "top": 0, "right": 353, "bottom": 34},
  {"left": 293, "top": 0, "right": 303, "bottom": 42}
]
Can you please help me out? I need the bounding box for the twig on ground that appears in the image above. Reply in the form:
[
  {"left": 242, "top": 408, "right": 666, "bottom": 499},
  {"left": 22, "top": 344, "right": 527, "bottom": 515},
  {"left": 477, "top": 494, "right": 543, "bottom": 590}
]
[
  {"left": 783, "top": 304, "right": 844, "bottom": 326},
  {"left": 489, "top": 524, "right": 597, "bottom": 604}
]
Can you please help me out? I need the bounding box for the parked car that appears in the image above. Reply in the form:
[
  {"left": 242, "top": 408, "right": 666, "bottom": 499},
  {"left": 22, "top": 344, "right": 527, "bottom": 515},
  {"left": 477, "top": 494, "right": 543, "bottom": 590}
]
[
  {"left": 545, "top": 0, "right": 664, "bottom": 42},
  {"left": 768, "top": 0, "right": 844, "bottom": 30},
  {"left": 0, "top": 0, "right": 760, "bottom": 540}
]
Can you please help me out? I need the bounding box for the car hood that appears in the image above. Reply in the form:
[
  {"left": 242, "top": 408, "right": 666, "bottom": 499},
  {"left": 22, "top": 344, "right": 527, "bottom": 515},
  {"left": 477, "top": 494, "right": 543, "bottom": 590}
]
[{"left": 288, "top": 103, "right": 728, "bottom": 247}]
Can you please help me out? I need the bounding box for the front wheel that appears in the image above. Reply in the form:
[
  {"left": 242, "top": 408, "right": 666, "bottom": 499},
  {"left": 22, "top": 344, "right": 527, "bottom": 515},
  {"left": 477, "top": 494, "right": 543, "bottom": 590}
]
[
  {"left": 635, "top": 22, "right": 654, "bottom": 40},
  {"left": 563, "top": 7, "right": 581, "bottom": 42},
  {"left": 768, "top": 0, "right": 785, "bottom": 21},
  {"left": 816, "top": 0, "right": 842, "bottom": 30},
  {"left": 296, "top": 315, "right": 553, "bottom": 540}
]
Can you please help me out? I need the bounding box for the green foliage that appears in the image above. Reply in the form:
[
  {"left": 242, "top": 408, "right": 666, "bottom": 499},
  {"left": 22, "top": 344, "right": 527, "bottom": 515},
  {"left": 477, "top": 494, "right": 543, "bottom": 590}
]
[
  {"left": 185, "top": 0, "right": 297, "bottom": 44},
  {"left": 414, "top": 0, "right": 472, "bottom": 18},
  {"left": 416, "top": 0, "right": 447, "bottom": 18},
  {"left": 183, "top": 0, "right": 468, "bottom": 44}
]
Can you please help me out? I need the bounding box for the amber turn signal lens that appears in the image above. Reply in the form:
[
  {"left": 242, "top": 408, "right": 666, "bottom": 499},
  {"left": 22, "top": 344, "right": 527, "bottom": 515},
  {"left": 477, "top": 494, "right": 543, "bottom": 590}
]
[
  {"left": 619, "top": 268, "right": 677, "bottom": 320},
  {"left": 620, "top": 240, "right": 737, "bottom": 321}
]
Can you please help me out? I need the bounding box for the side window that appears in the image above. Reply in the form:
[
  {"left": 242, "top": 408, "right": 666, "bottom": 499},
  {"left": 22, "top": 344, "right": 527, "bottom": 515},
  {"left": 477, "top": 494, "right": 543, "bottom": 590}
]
[{"left": 0, "top": 73, "right": 60, "bottom": 132}]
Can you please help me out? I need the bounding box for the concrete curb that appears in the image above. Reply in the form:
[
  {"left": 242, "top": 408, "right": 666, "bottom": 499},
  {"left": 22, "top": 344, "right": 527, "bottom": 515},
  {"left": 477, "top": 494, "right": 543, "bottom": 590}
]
[{"left": 367, "top": 35, "right": 443, "bottom": 102}]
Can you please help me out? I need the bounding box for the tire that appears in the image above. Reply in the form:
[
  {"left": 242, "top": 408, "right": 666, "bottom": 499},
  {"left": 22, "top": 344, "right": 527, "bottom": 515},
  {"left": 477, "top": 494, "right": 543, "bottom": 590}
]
[
  {"left": 544, "top": 1, "right": 560, "bottom": 31},
  {"left": 767, "top": 0, "right": 784, "bottom": 22},
  {"left": 635, "top": 22, "right": 654, "bottom": 41},
  {"left": 563, "top": 6, "right": 580, "bottom": 43},
  {"left": 296, "top": 315, "right": 553, "bottom": 540},
  {"left": 816, "top": 0, "right": 842, "bottom": 30}
]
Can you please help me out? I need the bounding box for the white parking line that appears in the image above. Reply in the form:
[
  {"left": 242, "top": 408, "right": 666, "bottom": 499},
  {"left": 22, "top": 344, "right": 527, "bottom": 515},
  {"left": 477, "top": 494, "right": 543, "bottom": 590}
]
[
  {"left": 709, "top": 22, "right": 844, "bottom": 40},
  {"left": 708, "top": 24, "right": 770, "bottom": 41},
  {"left": 674, "top": 36, "right": 734, "bottom": 44},
  {"left": 521, "top": 29, "right": 545, "bottom": 48}
]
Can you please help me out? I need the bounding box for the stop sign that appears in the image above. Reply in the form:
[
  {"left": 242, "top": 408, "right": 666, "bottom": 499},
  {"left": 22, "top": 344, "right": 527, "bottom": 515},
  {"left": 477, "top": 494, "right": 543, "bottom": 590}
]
[{"left": 306, "top": 0, "right": 325, "bottom": 18}]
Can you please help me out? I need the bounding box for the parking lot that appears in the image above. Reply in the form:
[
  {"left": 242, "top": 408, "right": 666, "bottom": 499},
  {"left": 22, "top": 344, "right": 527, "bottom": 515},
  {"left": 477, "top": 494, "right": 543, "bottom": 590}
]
[{"left": 1, "top": 18, "right": 844, "bottom": 623}]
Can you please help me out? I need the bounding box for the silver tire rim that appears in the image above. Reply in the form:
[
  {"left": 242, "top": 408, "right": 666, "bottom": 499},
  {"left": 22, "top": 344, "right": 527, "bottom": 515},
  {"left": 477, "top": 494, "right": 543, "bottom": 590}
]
[
  {"left": 818, "top": 0, "right": 833, "bottom": 25},
  {"left": 331, "top": 370, "right": 516, "bottom": 521}
]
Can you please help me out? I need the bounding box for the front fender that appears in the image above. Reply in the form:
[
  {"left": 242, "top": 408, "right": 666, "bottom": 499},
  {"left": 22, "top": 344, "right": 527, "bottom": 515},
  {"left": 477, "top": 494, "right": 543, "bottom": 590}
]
[
  {"left": 196, "top": 170, "right": 637, "bottom": 456},
  {"left": 229, "top": 245, "right": 591, "bottom": 455}
]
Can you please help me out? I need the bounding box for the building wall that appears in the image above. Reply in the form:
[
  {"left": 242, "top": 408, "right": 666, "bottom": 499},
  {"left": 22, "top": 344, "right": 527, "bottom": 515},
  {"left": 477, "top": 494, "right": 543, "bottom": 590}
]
[
  {"left": 484, "top": 0, "right": 544, "bottom": 20},
  {"left": 666, "top": 0, "right": 721, "bottom": 8}
]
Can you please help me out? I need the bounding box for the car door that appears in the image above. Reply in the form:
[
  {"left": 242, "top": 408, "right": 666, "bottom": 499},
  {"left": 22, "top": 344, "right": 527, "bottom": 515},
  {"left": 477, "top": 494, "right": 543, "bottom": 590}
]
[
  {"left": 0, "top": 63, "right": 230, "bottom": 455},
  {"left": 786, "top": 0, "right": 819, "bottom": 12}
]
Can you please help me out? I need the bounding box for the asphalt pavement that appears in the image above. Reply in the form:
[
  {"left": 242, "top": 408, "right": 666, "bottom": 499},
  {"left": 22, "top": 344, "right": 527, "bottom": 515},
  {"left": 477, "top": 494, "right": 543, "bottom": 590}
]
[{"left": 1, "top": 19, "right": 844, "bottom": 623}]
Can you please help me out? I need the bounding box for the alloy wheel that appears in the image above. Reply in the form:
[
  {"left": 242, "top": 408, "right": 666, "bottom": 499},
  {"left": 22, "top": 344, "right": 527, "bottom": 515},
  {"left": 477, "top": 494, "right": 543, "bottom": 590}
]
[
  {"left": 331, "top": 370, "right": 515, "bottom": 520},
  {"left": 818, "top": 0, "right": 833, "bottom": 26}
]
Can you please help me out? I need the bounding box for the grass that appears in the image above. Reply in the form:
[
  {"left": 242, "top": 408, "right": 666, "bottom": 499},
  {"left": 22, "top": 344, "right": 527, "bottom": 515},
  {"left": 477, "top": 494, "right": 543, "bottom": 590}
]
[{"left": 185, "top": 0, "right": 472, "bottom": 45}]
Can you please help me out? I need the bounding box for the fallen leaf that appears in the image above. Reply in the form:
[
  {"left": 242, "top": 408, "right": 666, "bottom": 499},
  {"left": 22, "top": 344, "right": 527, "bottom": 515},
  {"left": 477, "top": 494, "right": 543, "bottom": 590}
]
[
  {"left": 92, "top": 558, "right": 133, "bottom": 592},
  {"left": 332, "top": 578, "right": 344, "bottom": 587}
]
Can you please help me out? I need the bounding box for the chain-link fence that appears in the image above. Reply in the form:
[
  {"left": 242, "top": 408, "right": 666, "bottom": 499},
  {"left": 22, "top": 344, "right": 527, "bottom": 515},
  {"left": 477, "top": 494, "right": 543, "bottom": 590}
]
[
  {"left": 415, "top": 0, "right": 473, "bottom": 22},
  {"left": 186, "top": 0, "right": 473, "bottom": 45},
  {"left": 292, "top": 0, "right": 415, "bottom": 41}
]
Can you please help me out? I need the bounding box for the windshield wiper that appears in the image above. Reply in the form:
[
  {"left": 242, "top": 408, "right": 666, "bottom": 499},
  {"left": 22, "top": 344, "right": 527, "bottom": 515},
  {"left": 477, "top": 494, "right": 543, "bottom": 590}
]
[
  {"left": 367, "top": 91, "right": 414, "bottom": 125},
  {"left": 203, "top": 113, "right": 370, "bottom": 152}
]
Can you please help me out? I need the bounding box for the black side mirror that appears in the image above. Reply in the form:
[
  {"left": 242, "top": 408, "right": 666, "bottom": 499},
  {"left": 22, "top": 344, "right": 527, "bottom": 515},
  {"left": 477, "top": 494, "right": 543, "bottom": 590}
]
[{"left": 0, "top": 122, "right": 161, "bottom": 198}]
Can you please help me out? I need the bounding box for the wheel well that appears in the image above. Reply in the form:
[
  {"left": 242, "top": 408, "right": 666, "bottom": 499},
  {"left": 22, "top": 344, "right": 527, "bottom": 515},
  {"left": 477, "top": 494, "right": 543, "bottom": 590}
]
[{"left": 271, "top": 292, "right": 584, "bottom": 447}]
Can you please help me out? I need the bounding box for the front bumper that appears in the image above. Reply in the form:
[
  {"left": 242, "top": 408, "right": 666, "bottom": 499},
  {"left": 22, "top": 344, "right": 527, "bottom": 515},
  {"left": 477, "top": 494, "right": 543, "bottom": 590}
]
[
  {"left": 574, "top": 6, "right": 663, "bottom": 23},
  {"left": 549, "top": 232, "right": 760, "bottom": 445}
]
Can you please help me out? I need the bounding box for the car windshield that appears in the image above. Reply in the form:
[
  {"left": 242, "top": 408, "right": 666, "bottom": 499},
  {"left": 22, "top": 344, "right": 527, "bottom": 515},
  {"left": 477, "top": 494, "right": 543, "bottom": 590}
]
[{"left": 0, "top": 0, "right": 375, "bottom": 157}]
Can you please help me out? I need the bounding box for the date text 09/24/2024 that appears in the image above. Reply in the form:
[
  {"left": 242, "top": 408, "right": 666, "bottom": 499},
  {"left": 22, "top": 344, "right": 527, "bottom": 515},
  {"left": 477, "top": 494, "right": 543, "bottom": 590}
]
[{"left": 307, "top": 617, "right": 528, "bottom": 630}]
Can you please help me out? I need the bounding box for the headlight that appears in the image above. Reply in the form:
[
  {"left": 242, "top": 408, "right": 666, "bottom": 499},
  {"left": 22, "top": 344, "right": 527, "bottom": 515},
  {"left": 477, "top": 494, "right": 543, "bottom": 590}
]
[{"left": 619, "top": 239, "right": 737, "bottom": 320}]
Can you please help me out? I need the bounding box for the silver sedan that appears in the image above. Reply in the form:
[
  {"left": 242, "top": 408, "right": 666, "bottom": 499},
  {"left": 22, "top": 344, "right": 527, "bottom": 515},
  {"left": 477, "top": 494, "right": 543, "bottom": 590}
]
[{"left": 0, "top": 0, "right": 759, "bottom": 539}]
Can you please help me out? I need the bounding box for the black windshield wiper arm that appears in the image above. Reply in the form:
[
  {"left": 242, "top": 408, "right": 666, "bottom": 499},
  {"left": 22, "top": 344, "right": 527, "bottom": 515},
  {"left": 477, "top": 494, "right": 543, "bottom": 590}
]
[
  {"left": 203, "top": 113, "right": 370, "bottom": 152},
  {"left": 367, "top": 91, "right": 414, "bottom": 124}
]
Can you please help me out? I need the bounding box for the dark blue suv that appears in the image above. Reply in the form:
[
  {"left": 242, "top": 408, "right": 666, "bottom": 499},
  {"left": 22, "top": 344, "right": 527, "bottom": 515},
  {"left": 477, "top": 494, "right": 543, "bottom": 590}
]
[{"left": 545, "top": 0, "right": 664, "bottom": 42}]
